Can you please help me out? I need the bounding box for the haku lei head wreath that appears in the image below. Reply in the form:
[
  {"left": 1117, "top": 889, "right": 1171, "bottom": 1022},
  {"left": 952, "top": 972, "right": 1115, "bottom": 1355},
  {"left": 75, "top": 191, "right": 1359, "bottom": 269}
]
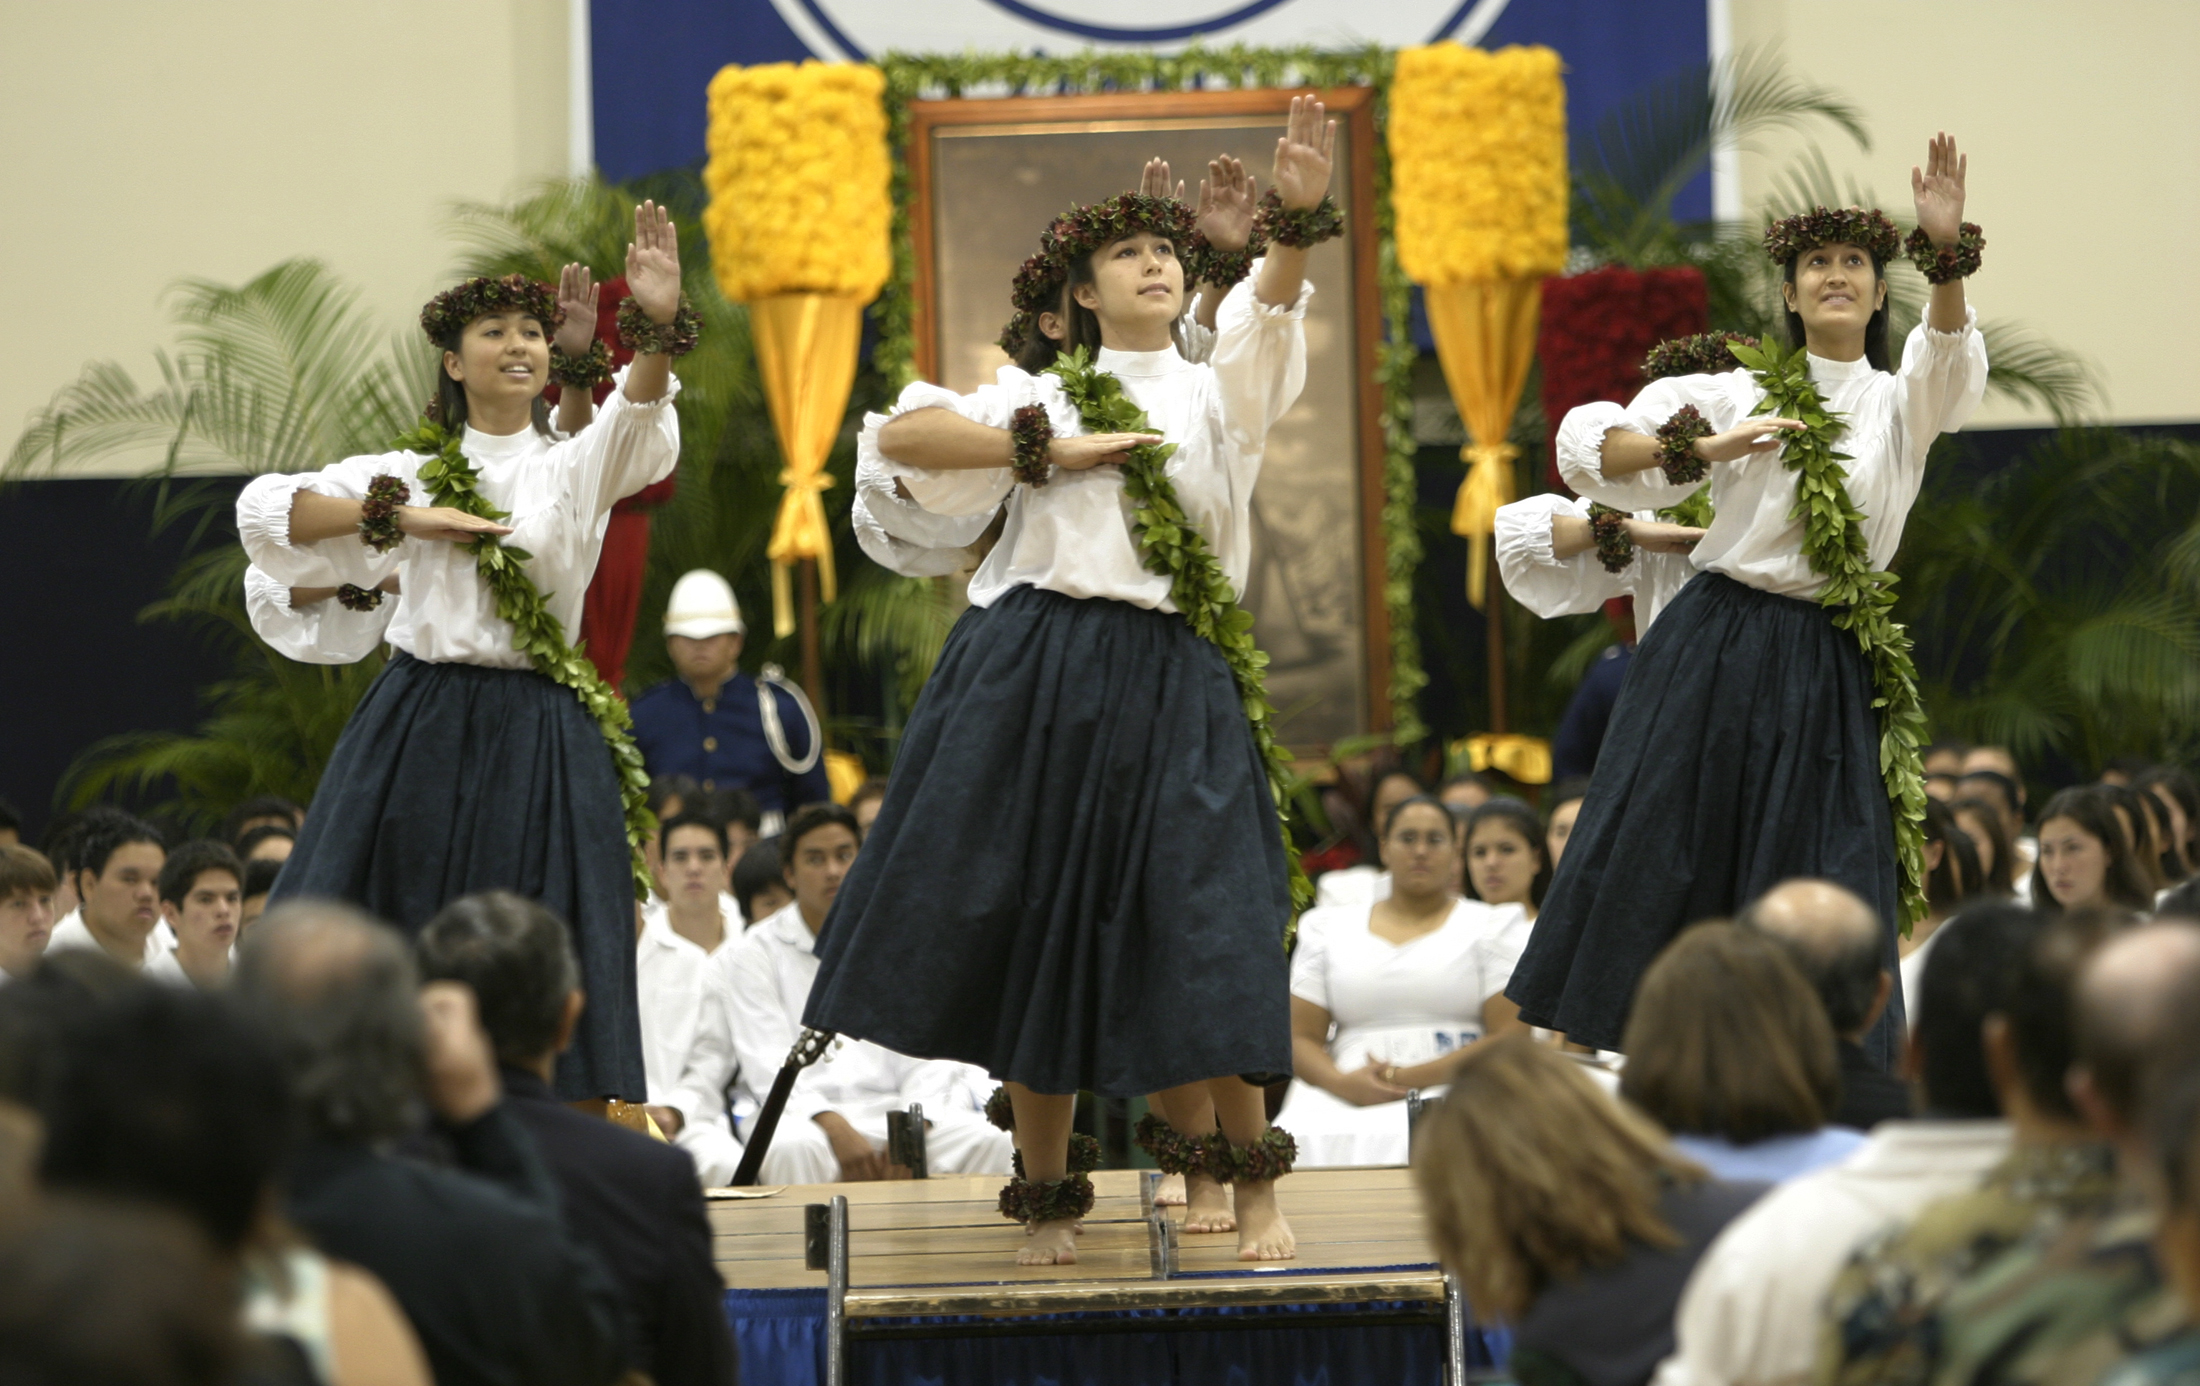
[
  {"left": 1761, "top": 207, "right": 1901, "bottom": 267},
  {"left": 420, "top": 274, "right": 563, "bottom": 349},
  {"left": 997, "top": 192, "right": 1197, "bottom": 355}
]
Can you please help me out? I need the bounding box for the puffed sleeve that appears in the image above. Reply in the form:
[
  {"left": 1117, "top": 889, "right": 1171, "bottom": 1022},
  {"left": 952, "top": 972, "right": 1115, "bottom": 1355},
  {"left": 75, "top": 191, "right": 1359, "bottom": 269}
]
[
  {"left": 1496, "top": 494, "right": 1634, "bottom": 619},
  {"left": 235, "top": 453, "right": 409, "bottom": 589},
  {"left": 243, "top": 564, "right": 393, "bottom": 665},
  {"left": 1287, "top": 909, "right": 1335, "bottom": 1009},
  {"left": 1894, "top": 306, "right": 1988, "bottom": 466},
  {"left": 561, "top": 364, "right": 683, "bottom": 518},
  {"left": 861, "top": 373, "right": 1030, "bottom": 521},
  {"left": 1556, "top": 373, "right": 1749, "bottom": 511},
  {"left": 1210, "top": 260, "right": 1313, "bottom": 452}
]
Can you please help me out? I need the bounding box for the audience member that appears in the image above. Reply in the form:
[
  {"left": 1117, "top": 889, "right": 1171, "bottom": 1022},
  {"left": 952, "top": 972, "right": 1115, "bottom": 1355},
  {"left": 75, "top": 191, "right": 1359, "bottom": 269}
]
[
  {"left": 2114, "top": 959, "right": 2200, "bottom": 1379},
  {"left": 1620, "top": 922, "right": 1865, "bottom": 1182},
  {"left": 636, "top": 812, "right": 744, "bottom": 1178},
  {"left": 731, "top": 837, "right": 789, "bottom": 926},
  {"left": 33, "top": 974, "right": 429, "bottom": 1386},
  {"left": 1438, "top": 771, "right": 1494, "bottom": 813},
  {"left": 1315, "top": 769, "right": 1427, "bottom": 909},
  {"left": 1651, "top": 902, "right": 2035, "bottom": 1386},
  {"left": 2105, "top": 781, "right": 2175, "bottom": 896},
  {"left": 689, "top": 786, "right": 763, "bottom": 879},
  {"left": 148, "top": 840, "right": 243, "bottom": 990},
  {"left": 1923, "top": 741, "right": 1969, "bottom": 801},
  {"left": 1417, "top": 1035, "right": 1763, "bottom": 1385},
  {"left": 685, "top": 803, "right": 1009, "bottom": 1185},
  {"left": 2102, "top": 756, "right": 2157, "bottom": 787},
  {"left": 1544, "top": 777, "right": 1590, "bottom": 871},
  {"left": 234, "top": 901, "right": 625, "bottom": 1386},
  {"left": 238, "top": 857, "right": 282, "bottom": 939},
  {"left": 419, "top": 892, "right": 739, "bottom": 1386},
  {"left": 235, "top": 824, "right": 298, "bottom": 867},
  {"left": 0, "top": 845, "right": 56, "bottom": 982},
  {"left": 1461, "top": 798, "right": 1551, "bottom": 919},
  {"left": 0, "top": 798, "right": 19, "bottom": 848},
  {"left": 1950, "top": 793, "right": 2017, "bottom": 899},
  {"left": 221, "top": 795, "right": 306, "bottom": 847},
  {"left": 1902, "top": 799, "right": 1982, "bottom": 1018},
  {"left": 0, "top": 1197, "right": 243, "bottom": 1386},
  {"left": 2135, "top": 766, "right": 2200, "bottom": 883},
  {"left": 1740, "top": 880, "right": 1913, "bottom": 1131},
  {"left": 1818, "top": 909, "right": 2128, "bottom": 1381},
  {"left": 48, "top": 809, "right": 165, "bottom": 969},
  {"left": 643, "top": 774, "right": 703, "bottom": 897},
  {"left": 1961, "top": 745, "right": 2035, "bottom": 880},
  {"left": 849, "top": 776, "right": 890, "bottom": 836},
  {"left": 2032, "top": 787, "right": 2156, "bottom": 915},
  {"left": 1280, "top": 796, "right": 1529, "bottom": 1167},
  {"left": 39, "top": 809, "right": 89, "bottom": 921}
]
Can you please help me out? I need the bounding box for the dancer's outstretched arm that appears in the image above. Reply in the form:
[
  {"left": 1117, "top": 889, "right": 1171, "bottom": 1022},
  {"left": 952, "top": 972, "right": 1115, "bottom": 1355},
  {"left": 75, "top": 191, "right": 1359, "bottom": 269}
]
[
  {"left": 1191, "top": 155, "right": 1257, "bottom": 329},
  {"left": 1254, "top": 96, "right": 1333, "bottom": 309},
  {"left": 1548, "top": 512, "right": 1706, "bottom": 559},
  {"left": 620, "top": 200, "right": 680, "bottom": 404},
  {"left": 552, "top": 262, "right": 599, "bottom": 435},
  {"left": 877, "top": 408, "right": 1157, "bottom": 472},
  {"left": 1914, "top": 132, "right": 1969, "bottom": 334}
]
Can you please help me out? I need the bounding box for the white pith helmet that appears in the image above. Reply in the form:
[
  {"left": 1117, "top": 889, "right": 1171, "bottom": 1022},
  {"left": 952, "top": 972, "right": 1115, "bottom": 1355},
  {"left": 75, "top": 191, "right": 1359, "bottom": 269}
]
[{"left": 663, "top": 569, "right": 745, "bottom": 639}]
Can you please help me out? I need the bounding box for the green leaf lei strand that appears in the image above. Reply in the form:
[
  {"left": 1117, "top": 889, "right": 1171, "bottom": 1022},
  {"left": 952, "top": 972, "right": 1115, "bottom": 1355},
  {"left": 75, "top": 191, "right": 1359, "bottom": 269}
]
[
  {"left": 392, "top": 418, "right": 658, "bottom": 899},
  {"left": 1725, "top": 339, "right": 1931, "bottom": 930},
  {"left": 1042, "top": 346, "right": 1315, "bottom": 942}
]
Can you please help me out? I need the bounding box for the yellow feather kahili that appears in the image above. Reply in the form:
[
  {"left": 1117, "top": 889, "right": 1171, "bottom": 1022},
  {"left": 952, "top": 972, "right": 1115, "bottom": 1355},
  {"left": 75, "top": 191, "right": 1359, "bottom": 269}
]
[{"left": 1388, "top": 44, "right": 1570, "bottom": 285}]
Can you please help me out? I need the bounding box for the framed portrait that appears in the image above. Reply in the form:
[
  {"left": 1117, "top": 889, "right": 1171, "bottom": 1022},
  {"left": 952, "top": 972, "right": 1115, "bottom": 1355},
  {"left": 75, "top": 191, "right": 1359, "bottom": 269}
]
[{"left": 905, "top": 86, "right": 1391, "bottom": 750}]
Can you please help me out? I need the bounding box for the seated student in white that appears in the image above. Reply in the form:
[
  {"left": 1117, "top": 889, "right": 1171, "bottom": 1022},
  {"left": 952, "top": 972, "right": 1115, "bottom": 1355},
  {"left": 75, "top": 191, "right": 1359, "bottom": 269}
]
[
  {"left": 146, "top": 840, "right": 244, "bottom": 989},
  {"left": 731, "top": 839, "right": 791, "bottom": 927},
  {"left": 1281, "top": 795, "right": 1532, "bottom": 1167},
  {"left": 680, "top": 803, "right": 1010, "bottom": 1186},
  {"left": 49, "top": 811, "right": 166, "bottom": 970},
  {"left": 635, "top": 811, "right": 745, "bottom": 1176},
  {"left": 0, "top": 845, "right": 57, "bottom": 983}
]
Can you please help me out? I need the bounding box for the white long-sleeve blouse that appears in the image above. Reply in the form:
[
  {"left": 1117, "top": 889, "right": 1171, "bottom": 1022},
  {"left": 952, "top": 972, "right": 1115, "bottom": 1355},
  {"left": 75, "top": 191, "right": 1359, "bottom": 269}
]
[
  {"left": 855, "top": 270, "right": 1309, "bottom": 611},
  {"left": 1495, "top": 493, "right": 1699, "bottom": 633},
  {"left": 235, "top": 366, "right": 680, "bottom": 665},
  {"left": 1553, "top": 312, "right": 1988, "bottom": 601}
]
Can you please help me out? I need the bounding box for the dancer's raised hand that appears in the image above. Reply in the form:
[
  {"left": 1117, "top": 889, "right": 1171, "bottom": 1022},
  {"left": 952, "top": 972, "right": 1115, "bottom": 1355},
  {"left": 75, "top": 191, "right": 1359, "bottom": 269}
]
[
  {"left": 1138, "top": 157, "right": 1183, "bottom": 201},
  {"left": 626, "top": 200, "right": 682, "bottom": 326},
  {"left": 1912, "top": 132, "right": 1967, "bottom": 247},
  {"left": 1195, "top": 155, "right": 1257, "bottom": 253},
  {"left": 553, "top": 262, "right": 598, "bottom": 356},
  {"left": 1272, "top": 94, "right": 1336, "bottom": 211}
]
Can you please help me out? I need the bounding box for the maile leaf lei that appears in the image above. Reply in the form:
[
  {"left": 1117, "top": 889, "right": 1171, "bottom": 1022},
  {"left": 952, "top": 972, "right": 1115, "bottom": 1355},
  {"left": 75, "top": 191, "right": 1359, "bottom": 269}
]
[
  {"left": 392, "top": 419, "right": 657, "bottom": 899},
  {"left": 1042, "top": 347, "right": 1316, "bottom": 942},
  {"left": 1725, "top": 339, "right": 1930, "bottom": 930}
]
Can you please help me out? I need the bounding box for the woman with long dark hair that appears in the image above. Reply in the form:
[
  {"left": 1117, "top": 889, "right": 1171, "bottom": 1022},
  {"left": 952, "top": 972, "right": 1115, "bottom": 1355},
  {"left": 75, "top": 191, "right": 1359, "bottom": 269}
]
[
  {"left": 2032, "top": 787, "right": 2156, "bottom": 915},
  {"left": 1508, "top": 136, "right": 1988, "bottom": 1063},
  {"left": 234, "top": 202, "right": 692, "bottom": 1100}
]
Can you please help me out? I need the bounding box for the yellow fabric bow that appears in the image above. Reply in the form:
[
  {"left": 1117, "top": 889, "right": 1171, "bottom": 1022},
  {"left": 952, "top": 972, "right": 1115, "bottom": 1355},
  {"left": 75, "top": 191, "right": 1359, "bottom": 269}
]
[{"left": 1455, "top": 732, "right": 1554, "bottom": 786}]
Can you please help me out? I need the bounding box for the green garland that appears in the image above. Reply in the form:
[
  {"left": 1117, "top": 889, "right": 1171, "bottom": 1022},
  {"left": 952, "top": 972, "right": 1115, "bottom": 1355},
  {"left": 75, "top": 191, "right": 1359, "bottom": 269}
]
[
  {"left": 391, "top": 418, "right": 657, "bottom": 899},
  {"left": 1725, "top": 340, "right": 1929, "bottom": 929},
  {"left": 873, "top": 46, "right": 1426, "bottom": 744},
  {"left": 1044, "top": 346, "right": 1315, "bottom": 936}
]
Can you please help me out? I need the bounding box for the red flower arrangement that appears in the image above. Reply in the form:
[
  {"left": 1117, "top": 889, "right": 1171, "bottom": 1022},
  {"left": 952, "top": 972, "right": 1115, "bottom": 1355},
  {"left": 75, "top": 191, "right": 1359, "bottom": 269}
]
[{"left": 1536, "top": 266, "right": 1708, "bottom": 492}]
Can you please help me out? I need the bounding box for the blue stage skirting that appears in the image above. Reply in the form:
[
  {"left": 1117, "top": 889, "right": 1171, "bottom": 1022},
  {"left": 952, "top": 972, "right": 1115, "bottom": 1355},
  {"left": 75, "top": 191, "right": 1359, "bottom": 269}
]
[{"left": 723, "top": 1287, "right": 1513, "bottom": 1386}]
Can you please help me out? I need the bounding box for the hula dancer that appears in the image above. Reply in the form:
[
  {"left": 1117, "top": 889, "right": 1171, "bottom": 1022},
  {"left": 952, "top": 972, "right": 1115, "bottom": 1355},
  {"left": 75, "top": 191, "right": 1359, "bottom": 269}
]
[
  {"left": 235, "top": 202, "right": 697, "bottom": 1101},
  {"left": 1509, "top": 135, "right": 1989, "bottom": 1066},
  {"left": 809, "top": 98, "right": 1341, "bottom": 1265}
]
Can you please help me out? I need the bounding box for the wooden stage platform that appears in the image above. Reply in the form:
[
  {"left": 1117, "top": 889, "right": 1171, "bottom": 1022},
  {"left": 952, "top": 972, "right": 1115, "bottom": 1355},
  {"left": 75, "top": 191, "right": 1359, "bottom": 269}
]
[{"left": 709, "top": 1166, "right": 1476, "bottom": 1383}]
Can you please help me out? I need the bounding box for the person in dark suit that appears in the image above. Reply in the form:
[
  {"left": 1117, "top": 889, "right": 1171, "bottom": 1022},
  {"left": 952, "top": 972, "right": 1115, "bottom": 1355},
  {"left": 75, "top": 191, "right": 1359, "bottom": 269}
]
[
  {"left": 1742, "top": 878, "right": 1916, "bottom": 1131},
  {"left": 420, "top": 890, "right": 739, "bottom": 1386},
  {"left": 234, "top": 901, "right": 625, "bottom": 1386}
]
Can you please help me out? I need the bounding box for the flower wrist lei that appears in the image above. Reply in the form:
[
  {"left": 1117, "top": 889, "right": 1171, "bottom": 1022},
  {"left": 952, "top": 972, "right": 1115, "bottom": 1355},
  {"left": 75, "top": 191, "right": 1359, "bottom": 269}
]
[
  {"left": 1905, "top": 222, "right": 1985, "bottom": 284},
  {"left": 1589, "top": 503, "right": 1635, "bottom": 573},
  {"left": 548, "top": 338, "right": 614, "bottom": 389},
  {"left": 1655, "top": 405, "right": 1714, "bottom": 486},
  {"left": 1254, "top": 189, "right": 1344, "bottom": 248},
  {"left": 1184, "top": 230, "right": 1260, "bottom": 289},
  {"left": 359, "top": 474, "right": 408, "bottom": 553},
  {"left": 336, "top": 584, "right": 384, "bottom": 612},
  {"left": 1009, "top": 404, "right": 1053, "bottom": 487},
  {"left": 615, "top": 294, "right": 701, "bottom": 358}
]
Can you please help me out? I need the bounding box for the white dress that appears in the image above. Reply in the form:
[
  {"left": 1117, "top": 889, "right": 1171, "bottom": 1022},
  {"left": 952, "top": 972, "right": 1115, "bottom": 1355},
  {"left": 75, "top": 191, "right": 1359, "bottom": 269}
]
[{"left": 1278, "top": 899, "right": 1534, "bottom": 1168}]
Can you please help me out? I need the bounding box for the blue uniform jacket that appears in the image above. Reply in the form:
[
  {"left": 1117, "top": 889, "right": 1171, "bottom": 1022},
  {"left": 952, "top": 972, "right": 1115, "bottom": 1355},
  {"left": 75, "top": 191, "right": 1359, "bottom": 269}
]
[{"left": 629, "top": 672, "right": 830, "bottom": 818}]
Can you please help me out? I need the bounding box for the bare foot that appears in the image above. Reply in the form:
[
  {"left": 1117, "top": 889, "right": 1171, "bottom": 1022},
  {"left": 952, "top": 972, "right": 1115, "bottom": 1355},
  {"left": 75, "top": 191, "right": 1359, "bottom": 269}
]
[
  {"left": 1155, "top": 1173, "right": 1187, "bottom": 1206},
  {"left": 1181, "top": 1172, "right": 1236, "bottom": 1233},
  {"left": 1018, "top": 1217, "right": 1079, "bottom": 1265},
  {"left": 1233, "top": 1179, "right": 1295, "bottom": 1261}
]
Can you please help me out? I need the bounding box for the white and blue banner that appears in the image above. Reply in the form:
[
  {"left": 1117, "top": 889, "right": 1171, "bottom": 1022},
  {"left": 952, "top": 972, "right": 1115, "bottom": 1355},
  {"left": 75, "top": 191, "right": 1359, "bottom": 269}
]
[{"left": 590, "top": 0, "right": 1714, "bottom": 214}]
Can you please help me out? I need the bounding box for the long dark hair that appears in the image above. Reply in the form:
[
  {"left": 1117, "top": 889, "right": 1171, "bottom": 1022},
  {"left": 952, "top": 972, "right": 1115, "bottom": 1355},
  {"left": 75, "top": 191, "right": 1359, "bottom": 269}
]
[
  {"left": 2029, "top": 787, "right": 2157, "bottom": 913},
  {"left": 1949, "top": 795, "right": 2017, "bottom": 897},
  {"left": 1010, "top": 238, "right": 1186, "bottom": 374},
  {"left": 1781, "top": 248, "right": 1892, "bottom": 372},
  {"left": 1460, "top": 798, "right": 1553, "bottom": 908},
  {"left": 2136, "top": 766, "right": 2200, "bottom": 880},
  {"left": 1923, "top": 797, "right": 1980, "bottom": 915},
  {"left": 429, "top": 321, "right": 556, "bottom": 438}
]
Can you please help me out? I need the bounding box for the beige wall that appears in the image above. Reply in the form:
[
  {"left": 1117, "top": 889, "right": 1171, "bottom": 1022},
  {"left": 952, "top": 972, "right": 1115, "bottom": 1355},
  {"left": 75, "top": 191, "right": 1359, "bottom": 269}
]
[
  {"left": 1728, "top": 0, "right": 2200, "bottom": 426},
  {"left": 0, "top": 0, "right": 573, "bottom": 475}
]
